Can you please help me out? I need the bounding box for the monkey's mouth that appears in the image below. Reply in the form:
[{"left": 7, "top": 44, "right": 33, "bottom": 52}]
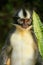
[{"left": 22, "top": 24, "right": 30, "bottom": 29}]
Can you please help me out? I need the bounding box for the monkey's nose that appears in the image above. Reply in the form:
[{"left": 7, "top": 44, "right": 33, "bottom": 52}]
[
  {"left": 23, "top": 21, "right": 27, "bottom": 25},
  {"left": 24, "top": 19, "right": 31, "bottom": 25},
  {"left": 22, "top": 21, "right": 28, "bottom": 29},
  {"left": 22, "top": 19, "right": 32, "bottom": 28}
]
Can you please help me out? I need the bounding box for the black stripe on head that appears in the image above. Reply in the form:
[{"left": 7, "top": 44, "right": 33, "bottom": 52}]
[{"left": 23, "top": 8, "right": 27, "bottom": 17}]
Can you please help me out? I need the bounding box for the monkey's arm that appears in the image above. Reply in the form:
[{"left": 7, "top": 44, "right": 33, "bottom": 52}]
[
  {"left": 0, "top": 28, "right": 16, "bottom": 65},
  {"left": 0, "top": 37, "right": 12, "bottom": 65}
]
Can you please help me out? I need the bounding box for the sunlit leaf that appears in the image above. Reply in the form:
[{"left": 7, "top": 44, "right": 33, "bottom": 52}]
[{"left": 33, "top": 11, "right": 43, "bottom": 58}]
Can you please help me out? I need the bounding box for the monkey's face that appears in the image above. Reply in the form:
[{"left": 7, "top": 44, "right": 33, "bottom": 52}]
[{"left": 13, "top": 8, "right": 32, "bottom": 29}]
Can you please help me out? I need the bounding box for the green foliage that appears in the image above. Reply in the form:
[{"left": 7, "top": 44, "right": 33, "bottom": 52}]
[
  {"left": 33, "top": 11, "right": 43, "bottom": 58},
  {"left": 5, "top": 3, "right": 13, "bottom": 13},
  {"left": 0, "top": 19, "right": 4, "bottom": 25}
]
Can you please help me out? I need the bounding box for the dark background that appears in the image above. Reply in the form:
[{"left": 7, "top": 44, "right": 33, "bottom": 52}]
[{"left": 0, "top": 0, "right": 43, "bottom": 50}]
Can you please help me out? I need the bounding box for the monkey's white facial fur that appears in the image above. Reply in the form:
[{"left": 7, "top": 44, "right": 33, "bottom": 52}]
[
  {"left": 14, "top": 9, "right": 32, "bottom": 29},
  {"left": 18, "top": 9, "right": 31, "bottom": 19}
]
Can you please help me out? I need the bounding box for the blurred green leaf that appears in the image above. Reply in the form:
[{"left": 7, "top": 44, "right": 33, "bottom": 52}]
[
  {"left": 0, "top": 19, "right": 4, "bottom": 25},
  {"left": 33, "top": 11, "right": 43, "bottom": 58},
  {"left": 6, "top": 3, "right": 13, "bottom": 13}
]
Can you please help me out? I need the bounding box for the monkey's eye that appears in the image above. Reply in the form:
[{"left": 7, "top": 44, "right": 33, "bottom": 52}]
[
  {"left": 17, "top": 19, "right": 23, "bottom": 24},
  {"left": 27, "top": 19, "right": 32, "bottom": 25}
]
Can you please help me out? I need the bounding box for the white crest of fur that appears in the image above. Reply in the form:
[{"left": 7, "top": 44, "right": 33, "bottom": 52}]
[{"left": 18, "top": 9, "right": 31, "bottom": 18}]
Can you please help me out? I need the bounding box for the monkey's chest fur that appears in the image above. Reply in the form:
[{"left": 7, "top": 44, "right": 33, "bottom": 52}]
[{"left": 10, "top": 29, "right": 37, "bottom": 65}]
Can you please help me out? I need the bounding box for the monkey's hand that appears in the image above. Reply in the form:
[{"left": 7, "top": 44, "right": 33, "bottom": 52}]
[
  {"left": 0, "top": 45, "right": 12, "bottom": 65},
  {"left": 6, "top": 58, "right": 10, "bottom": 65}
]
